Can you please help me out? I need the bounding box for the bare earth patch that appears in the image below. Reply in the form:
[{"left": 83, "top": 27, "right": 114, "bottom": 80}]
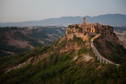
[
  {"left": 115, "top": 31, "right": 126, "bottom": 48},
  {"left": 83, "top": 55, "right": 93, "bottom": 62},
  {"left": 72, "top": 55, "right": 78, "bottom": 61},
  {"left": 76, "top": 54, "right": 93, "bottom": 64},
  {"left": 5, "top": 57, "right": 34, "bottom": 73},
  {"left": 8, "top": 39, "right": 34, "bottom": 49}
]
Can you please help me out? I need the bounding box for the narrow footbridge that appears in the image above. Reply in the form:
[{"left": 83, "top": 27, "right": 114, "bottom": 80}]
[{"left": 91, "top": 34, "right": 120, "bottom": 67}]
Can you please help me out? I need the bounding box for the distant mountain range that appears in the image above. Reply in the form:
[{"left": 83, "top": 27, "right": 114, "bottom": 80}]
[{"left": 0, "top": 14, "right": 126, "bottom": 27}]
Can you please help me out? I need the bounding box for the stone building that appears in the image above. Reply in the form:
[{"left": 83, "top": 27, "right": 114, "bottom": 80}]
[{"left": 66, "top": 17, "right": 114, "bottom": 37}]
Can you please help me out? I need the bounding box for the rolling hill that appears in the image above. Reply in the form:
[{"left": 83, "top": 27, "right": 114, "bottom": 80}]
[{"left": 0, "top": 26, "right": 66, "bottom": 56}]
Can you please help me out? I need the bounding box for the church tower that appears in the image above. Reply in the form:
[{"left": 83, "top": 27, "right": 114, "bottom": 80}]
[{"left": 83, "top": 17, "right": 86, "bottom": 25}]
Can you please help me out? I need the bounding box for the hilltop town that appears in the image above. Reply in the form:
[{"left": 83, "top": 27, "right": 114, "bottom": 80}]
[
  {"left": 67, "top": 17, "right": 113, "bottom": 34},
  {"left": 66, "top": 17, "right": 119, "bottom": 44},
  {"left": 65, "top": 17, "right": 124, "bottom": 65}
]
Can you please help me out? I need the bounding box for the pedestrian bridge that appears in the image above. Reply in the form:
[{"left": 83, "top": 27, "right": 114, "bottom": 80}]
[{"left": 90, "top": 34, "right": 120, "bottom": 67}]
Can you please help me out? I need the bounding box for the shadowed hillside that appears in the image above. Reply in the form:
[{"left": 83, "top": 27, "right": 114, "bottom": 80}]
[{"left": 0, "top": 26, "right": 66, "bottom": 57}]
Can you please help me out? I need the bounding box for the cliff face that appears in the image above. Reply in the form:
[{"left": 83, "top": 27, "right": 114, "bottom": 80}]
[
  {"left": 66, "top": 22, "right": 119, "bottom": 44},
  {"left": 115, "top": 30, "right": 126, "bottom": 48},
  {"left": 65, "top": 22, "right": 126, "bottom": 64}
]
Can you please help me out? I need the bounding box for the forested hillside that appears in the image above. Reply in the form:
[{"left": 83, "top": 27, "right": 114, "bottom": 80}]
[{"left": 0, "top": 32, "right": 126, "bottom": 84}]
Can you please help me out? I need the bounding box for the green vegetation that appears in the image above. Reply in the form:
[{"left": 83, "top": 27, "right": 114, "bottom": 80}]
[
  {"left": 119, "top": 57, "right": 126, "bottom": 84},
  {"left": 0, "top": 35, "right": 125, "bottom": 84},
  {"left": 0, "top": 45, "right": 123, "bottom": 84},
  {"left": 0, "top": 45, "right": 52, "bottom": 74},
  {"left": 72, "top": 35, "right": 86, "bottom": 46},
  {"left": 68, "top": 25, "right": 81, "bottom": 29},
  {"left": 75, "top": 25, "right": 82, "bottom": 29},
  {"left": 68, "top": 25, "right": 74, "bottom": 28},
  {"left": 75, "top": 25, "right": 79, "bottom": 29},
  {"left": 78, "top": 48, "right": 90, "bottom": 55},
  {"left": 0, "top": 26, "right": 126, "bottom": 84}
]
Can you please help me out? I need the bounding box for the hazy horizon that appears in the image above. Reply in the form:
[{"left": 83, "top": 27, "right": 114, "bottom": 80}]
[
  {"left": 0, "top": 0, "right": 126, "bottom": 23},
  {"left": 0, "top": 13, "right": 126, "bottom": 23}
]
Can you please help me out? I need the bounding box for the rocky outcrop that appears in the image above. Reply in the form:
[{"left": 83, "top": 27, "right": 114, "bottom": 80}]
[
  {"left": 66, "top": 18, "right": 124, "bottom": 64},
  {"left": 115, "top": 31, "right": 126, "bottom": 48},
  {"left": 66, "top": 21, "right": 119, "bottom": 45}
]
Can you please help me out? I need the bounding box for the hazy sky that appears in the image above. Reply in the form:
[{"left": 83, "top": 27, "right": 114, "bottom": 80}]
[{"left": 0, "top": 0, "right": 126, "bottom": 23}]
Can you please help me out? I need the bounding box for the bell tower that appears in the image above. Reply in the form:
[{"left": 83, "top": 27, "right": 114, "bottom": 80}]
[{"left": 83, "top": 17, "right": 86, "bottom": 25}]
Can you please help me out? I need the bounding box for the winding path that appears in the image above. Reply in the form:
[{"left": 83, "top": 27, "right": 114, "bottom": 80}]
[{"left": 90, "top": 34, "right": 120, "bottom": 67}]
